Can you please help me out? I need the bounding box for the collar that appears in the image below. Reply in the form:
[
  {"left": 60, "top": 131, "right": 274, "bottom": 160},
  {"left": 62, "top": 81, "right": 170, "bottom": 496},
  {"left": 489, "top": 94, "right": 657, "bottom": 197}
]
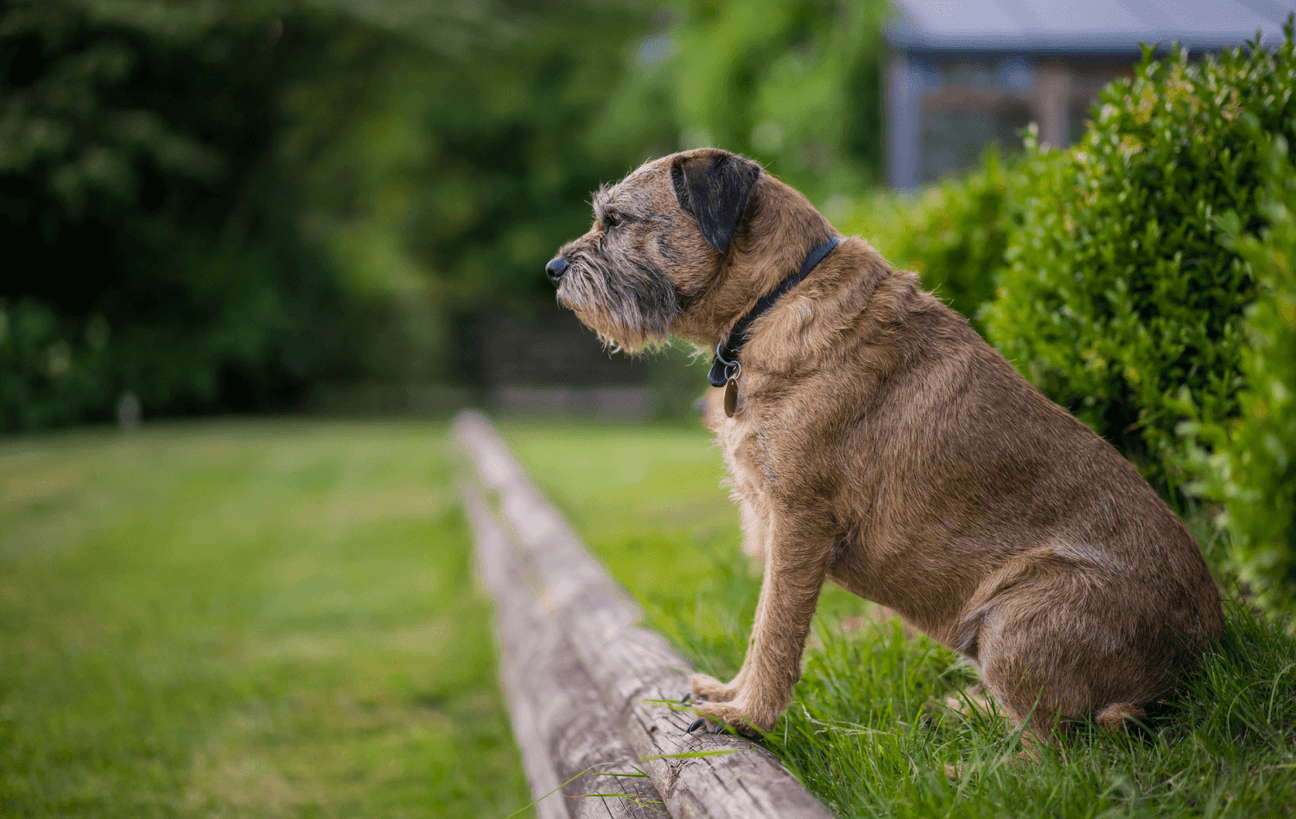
[{"left": 707, "top": 234, "right": 842, "bottom": 388}]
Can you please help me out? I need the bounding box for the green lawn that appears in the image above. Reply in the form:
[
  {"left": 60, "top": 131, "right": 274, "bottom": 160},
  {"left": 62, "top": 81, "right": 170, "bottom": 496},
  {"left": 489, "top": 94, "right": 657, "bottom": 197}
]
[
  {"left": 5, "top": 418, "right": 1294, "bottom": 819},
  {"left": 0, "top": 420, "right": 530, "bottom": 819},
  {"left": 502, "top": 421, "right": 1296, "bottom": 819}
]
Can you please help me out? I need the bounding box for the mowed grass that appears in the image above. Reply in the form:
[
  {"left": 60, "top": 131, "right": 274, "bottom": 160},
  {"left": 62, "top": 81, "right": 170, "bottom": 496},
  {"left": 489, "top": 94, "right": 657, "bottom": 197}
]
[
  {"left": 8, "top": 417, "right": 1293, "bottom": 819},
  {"left": 0, "top": 420, "right": 530, "bottom": 819},
  {"left": 502, "top": 421, "right": 1296, "bottom": 819}
]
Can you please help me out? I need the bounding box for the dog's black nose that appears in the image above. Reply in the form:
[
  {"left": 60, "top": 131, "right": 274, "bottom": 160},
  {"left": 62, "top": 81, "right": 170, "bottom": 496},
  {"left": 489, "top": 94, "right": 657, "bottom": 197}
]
[{"left": 545, "top": 256, "right": 569, "bottom": 284}]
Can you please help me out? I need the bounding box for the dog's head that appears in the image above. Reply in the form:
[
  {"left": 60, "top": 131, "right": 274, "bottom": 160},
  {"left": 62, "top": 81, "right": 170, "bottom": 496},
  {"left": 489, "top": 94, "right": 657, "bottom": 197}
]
[{"left": 545, "top": 148, "right": 762, "bottom": 351}]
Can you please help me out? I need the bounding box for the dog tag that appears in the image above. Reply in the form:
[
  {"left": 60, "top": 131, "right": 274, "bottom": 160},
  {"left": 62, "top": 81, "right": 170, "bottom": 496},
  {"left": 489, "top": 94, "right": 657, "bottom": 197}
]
[{"left": 724, "top": 378, "right": 738, "bottom": 417}]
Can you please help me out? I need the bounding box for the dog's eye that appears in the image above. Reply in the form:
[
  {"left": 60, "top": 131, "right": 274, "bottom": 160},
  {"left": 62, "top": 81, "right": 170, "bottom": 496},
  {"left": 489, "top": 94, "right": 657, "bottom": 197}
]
[{"left": 604, "top": 212, "right": 624, "bottom": 230}]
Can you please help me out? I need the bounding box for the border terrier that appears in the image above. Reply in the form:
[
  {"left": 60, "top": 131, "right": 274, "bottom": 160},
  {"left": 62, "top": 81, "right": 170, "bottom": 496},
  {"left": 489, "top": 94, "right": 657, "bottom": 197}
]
[{"left": 545, "top": 148, "right": 1223, "bottom": 741}]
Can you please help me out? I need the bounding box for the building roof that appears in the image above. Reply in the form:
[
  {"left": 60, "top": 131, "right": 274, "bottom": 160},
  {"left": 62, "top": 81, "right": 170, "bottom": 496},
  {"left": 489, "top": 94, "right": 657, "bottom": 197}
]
[{"left": 887, "top": 0, "right": 1295, "bottom": 55}]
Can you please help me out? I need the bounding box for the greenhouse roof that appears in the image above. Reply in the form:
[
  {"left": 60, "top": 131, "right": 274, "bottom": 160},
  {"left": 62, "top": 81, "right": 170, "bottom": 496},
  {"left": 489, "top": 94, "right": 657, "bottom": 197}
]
[{"left": 886, "top": 0, "right": 1294, "bottom": 54}]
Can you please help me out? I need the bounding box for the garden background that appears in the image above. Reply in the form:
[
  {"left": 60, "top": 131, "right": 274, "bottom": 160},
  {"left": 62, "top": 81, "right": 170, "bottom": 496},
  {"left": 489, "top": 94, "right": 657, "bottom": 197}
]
[{"left": 2, "top": 1, "right": 1295, "bottom": 817}]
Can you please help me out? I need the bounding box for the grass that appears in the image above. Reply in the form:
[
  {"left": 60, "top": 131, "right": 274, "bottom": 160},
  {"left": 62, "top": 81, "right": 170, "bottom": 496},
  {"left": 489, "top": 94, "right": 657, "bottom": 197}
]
[
  {"left": 5, "top": 417, "right": 1293, "bottom": 819},
  {"left": 501, "top": 420, "right": 1296, "bottom": 819},
  {"left": 0, "top": 419, "right": 530, "bottom": 819}
]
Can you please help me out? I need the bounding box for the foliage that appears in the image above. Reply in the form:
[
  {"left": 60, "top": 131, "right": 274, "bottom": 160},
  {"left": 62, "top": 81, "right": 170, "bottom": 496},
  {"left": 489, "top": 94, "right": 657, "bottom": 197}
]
[
  {"left": 664, "top": 0, "right": 887, "bottom": 202},
  {"left": 0, "top": 0, "right": 351, "bottom": 429},
  {"left": 286, "top": 1, "right": 667, "bottom": 313},
  {"left": 0, "top": 0, "right": 668, "bottom": 430},
  {"left": 1181, "top": 135, "right": 1296, "bottom": 614},
  {"left": 842, "top": 150, "right": 1016, "bottom": 332},
  {"left": 983, "top": 32, "right": 1296, "bottom": 495},
  {"left": 0, "top": 0, "right": 906, "bottom": 431},
  {"left": 0, "top": 299, "right": 110, "bottom": 430}
]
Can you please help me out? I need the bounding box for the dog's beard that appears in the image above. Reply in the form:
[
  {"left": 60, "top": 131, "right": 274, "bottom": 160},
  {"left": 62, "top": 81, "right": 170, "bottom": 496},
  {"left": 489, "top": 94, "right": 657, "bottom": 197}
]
[{"left": 556, "top": 251, "right": 679, "bottom": 353}]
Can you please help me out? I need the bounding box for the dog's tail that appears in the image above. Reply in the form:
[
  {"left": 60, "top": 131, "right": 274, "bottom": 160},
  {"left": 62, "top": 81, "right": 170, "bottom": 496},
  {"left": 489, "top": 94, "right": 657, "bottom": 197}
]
[{"left": 1094, "top": 702, "right": 1146, "bottom": 731}]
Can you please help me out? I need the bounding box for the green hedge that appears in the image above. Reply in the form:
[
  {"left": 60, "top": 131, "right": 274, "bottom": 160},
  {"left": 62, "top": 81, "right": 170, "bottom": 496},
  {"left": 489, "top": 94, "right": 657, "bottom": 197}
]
[
  {"left": 1182, "top": 135, "right": 1296, "bottom": 613},
  {"left": 983, "top": 35, "right": 1296, "bottom": 495},
  {"left": 851, "top": 28, "right": 1296, "bottom": 613}
]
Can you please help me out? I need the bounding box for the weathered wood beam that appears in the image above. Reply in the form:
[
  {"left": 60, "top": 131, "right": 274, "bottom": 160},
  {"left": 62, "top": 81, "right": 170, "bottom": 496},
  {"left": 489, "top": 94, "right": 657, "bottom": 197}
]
[
  {"left": 463, "top": 484, "right": 665, "bottom": 819},
  {"left": 453, "top": 411, "right": 834, "bottom": 819}
]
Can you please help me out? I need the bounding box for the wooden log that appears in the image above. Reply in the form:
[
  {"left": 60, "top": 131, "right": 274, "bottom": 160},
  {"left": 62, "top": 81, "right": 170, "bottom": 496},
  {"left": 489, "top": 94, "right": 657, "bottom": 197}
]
[
  {"left": 463, "top": 484, "right": 667, "bottom": 819},
  {"left": 454, "top": 411, "right": 834, "bottom": 819},
  {"left": 470, "top": 479, "right": 568, "bottom": 819}
]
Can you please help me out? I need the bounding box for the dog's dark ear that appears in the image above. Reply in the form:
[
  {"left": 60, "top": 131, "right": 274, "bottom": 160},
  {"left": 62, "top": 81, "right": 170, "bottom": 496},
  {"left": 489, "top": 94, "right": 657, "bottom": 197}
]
[{"left": 671, "top": 151, "right": 761, "bottom": 254}]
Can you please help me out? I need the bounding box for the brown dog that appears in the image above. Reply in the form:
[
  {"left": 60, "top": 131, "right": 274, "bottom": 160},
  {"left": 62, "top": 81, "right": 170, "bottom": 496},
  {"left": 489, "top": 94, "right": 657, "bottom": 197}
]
[{"left": 545, "top": 148, "right": 1223, "bottom": 741}]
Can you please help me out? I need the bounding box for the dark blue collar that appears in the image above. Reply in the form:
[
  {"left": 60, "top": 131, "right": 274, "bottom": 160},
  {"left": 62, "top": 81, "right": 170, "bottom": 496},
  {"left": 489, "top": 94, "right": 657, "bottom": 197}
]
[{"left": 707, "top": 234, "right": 841, "bottom": 388}]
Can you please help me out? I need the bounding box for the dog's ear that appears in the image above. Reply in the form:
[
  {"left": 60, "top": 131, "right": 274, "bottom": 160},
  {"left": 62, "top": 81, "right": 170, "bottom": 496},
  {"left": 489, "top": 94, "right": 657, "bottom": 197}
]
[{"left": 671, "top": 151, "right": 761, "bottom": 254}]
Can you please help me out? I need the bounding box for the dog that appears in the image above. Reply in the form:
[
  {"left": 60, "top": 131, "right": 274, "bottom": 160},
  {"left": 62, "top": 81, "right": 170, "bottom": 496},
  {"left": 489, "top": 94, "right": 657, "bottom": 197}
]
[
  {"left": 696, "top": 387, "right": 726, "bottom": 431},
  {"left": 545, "top": 148, "right": 1224, "bottom": 741}
]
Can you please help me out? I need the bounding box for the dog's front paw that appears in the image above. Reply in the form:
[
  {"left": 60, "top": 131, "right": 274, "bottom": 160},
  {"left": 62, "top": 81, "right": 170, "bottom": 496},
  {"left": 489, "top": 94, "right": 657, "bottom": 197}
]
[
  {"left": 686, "top": 698, "right": 774, "bottom": 738},
  {"left": 690, "top": 673, "right": 740, "bottom": 703}
]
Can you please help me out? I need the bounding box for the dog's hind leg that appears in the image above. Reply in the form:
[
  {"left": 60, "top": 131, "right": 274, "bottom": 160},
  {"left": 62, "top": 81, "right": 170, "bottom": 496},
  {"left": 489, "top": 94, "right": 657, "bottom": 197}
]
[{"left": 973, "top": 587, "right": 1163, "bottom": 744}]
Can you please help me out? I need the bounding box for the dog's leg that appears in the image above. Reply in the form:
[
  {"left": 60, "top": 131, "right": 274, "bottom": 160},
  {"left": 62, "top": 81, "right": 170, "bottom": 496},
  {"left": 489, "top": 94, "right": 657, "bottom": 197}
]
[
  {"left": 737, "top": 498, "right": 770, "bottom": 562},
  {"left": 688, "top": 576, "right": 761, "bottom": 704},
  {"left": 965, "top": 550, "right": 1170, "bottom": 745},
  {"left": 689, "top": 517, "right": 830, "bottom": 735},
  {"left": 690, "top": 501, "right": 771, "bottom": 703}
]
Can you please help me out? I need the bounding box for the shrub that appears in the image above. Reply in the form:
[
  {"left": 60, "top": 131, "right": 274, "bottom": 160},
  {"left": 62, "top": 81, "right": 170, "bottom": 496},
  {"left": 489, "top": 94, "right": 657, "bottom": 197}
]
[
  {"left": 843, "top": 151, "right": 1016, "bottom": 333},
  {"left": 983, "top": 30, "right": 1296, "bottom": 495},
  {"left": 1182, "top": 134, "right": 1296, "bottom": 614}
]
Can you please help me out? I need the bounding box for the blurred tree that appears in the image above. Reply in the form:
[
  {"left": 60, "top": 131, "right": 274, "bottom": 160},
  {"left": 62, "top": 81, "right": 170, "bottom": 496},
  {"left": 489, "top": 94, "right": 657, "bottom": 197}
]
[
  {"left": 664, "top": 0, "right": 887, "bottom": 203},
  {"left": 0, "top": 0, "right": 891, "bottom": 430},
  {"left": 282, "top": 0, "right": 673, "bottom": 384},
  {"left": 0, "top": 0, "right": 348, "bottom": 428},
  {"left": 0, "top": 0, "right": 669, "bottom": 427}
]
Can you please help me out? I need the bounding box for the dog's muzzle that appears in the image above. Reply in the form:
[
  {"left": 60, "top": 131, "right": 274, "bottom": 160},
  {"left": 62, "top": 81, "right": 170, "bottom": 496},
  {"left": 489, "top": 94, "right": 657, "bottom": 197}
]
[{"left": 545, "top": 256, "right": 569, "bottom": 284}]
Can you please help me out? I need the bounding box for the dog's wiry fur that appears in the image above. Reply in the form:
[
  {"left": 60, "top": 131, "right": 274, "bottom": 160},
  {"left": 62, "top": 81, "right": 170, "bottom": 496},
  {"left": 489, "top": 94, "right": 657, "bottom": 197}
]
[{"left": 550, "top": 148, "right": 1224, "bottom": 742}]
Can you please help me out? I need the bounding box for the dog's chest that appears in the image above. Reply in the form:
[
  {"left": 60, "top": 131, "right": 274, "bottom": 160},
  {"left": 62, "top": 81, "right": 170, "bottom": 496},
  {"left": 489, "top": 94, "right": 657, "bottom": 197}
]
[{"left": 716, "top": 409, "right": 784, "bottom": 498}]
